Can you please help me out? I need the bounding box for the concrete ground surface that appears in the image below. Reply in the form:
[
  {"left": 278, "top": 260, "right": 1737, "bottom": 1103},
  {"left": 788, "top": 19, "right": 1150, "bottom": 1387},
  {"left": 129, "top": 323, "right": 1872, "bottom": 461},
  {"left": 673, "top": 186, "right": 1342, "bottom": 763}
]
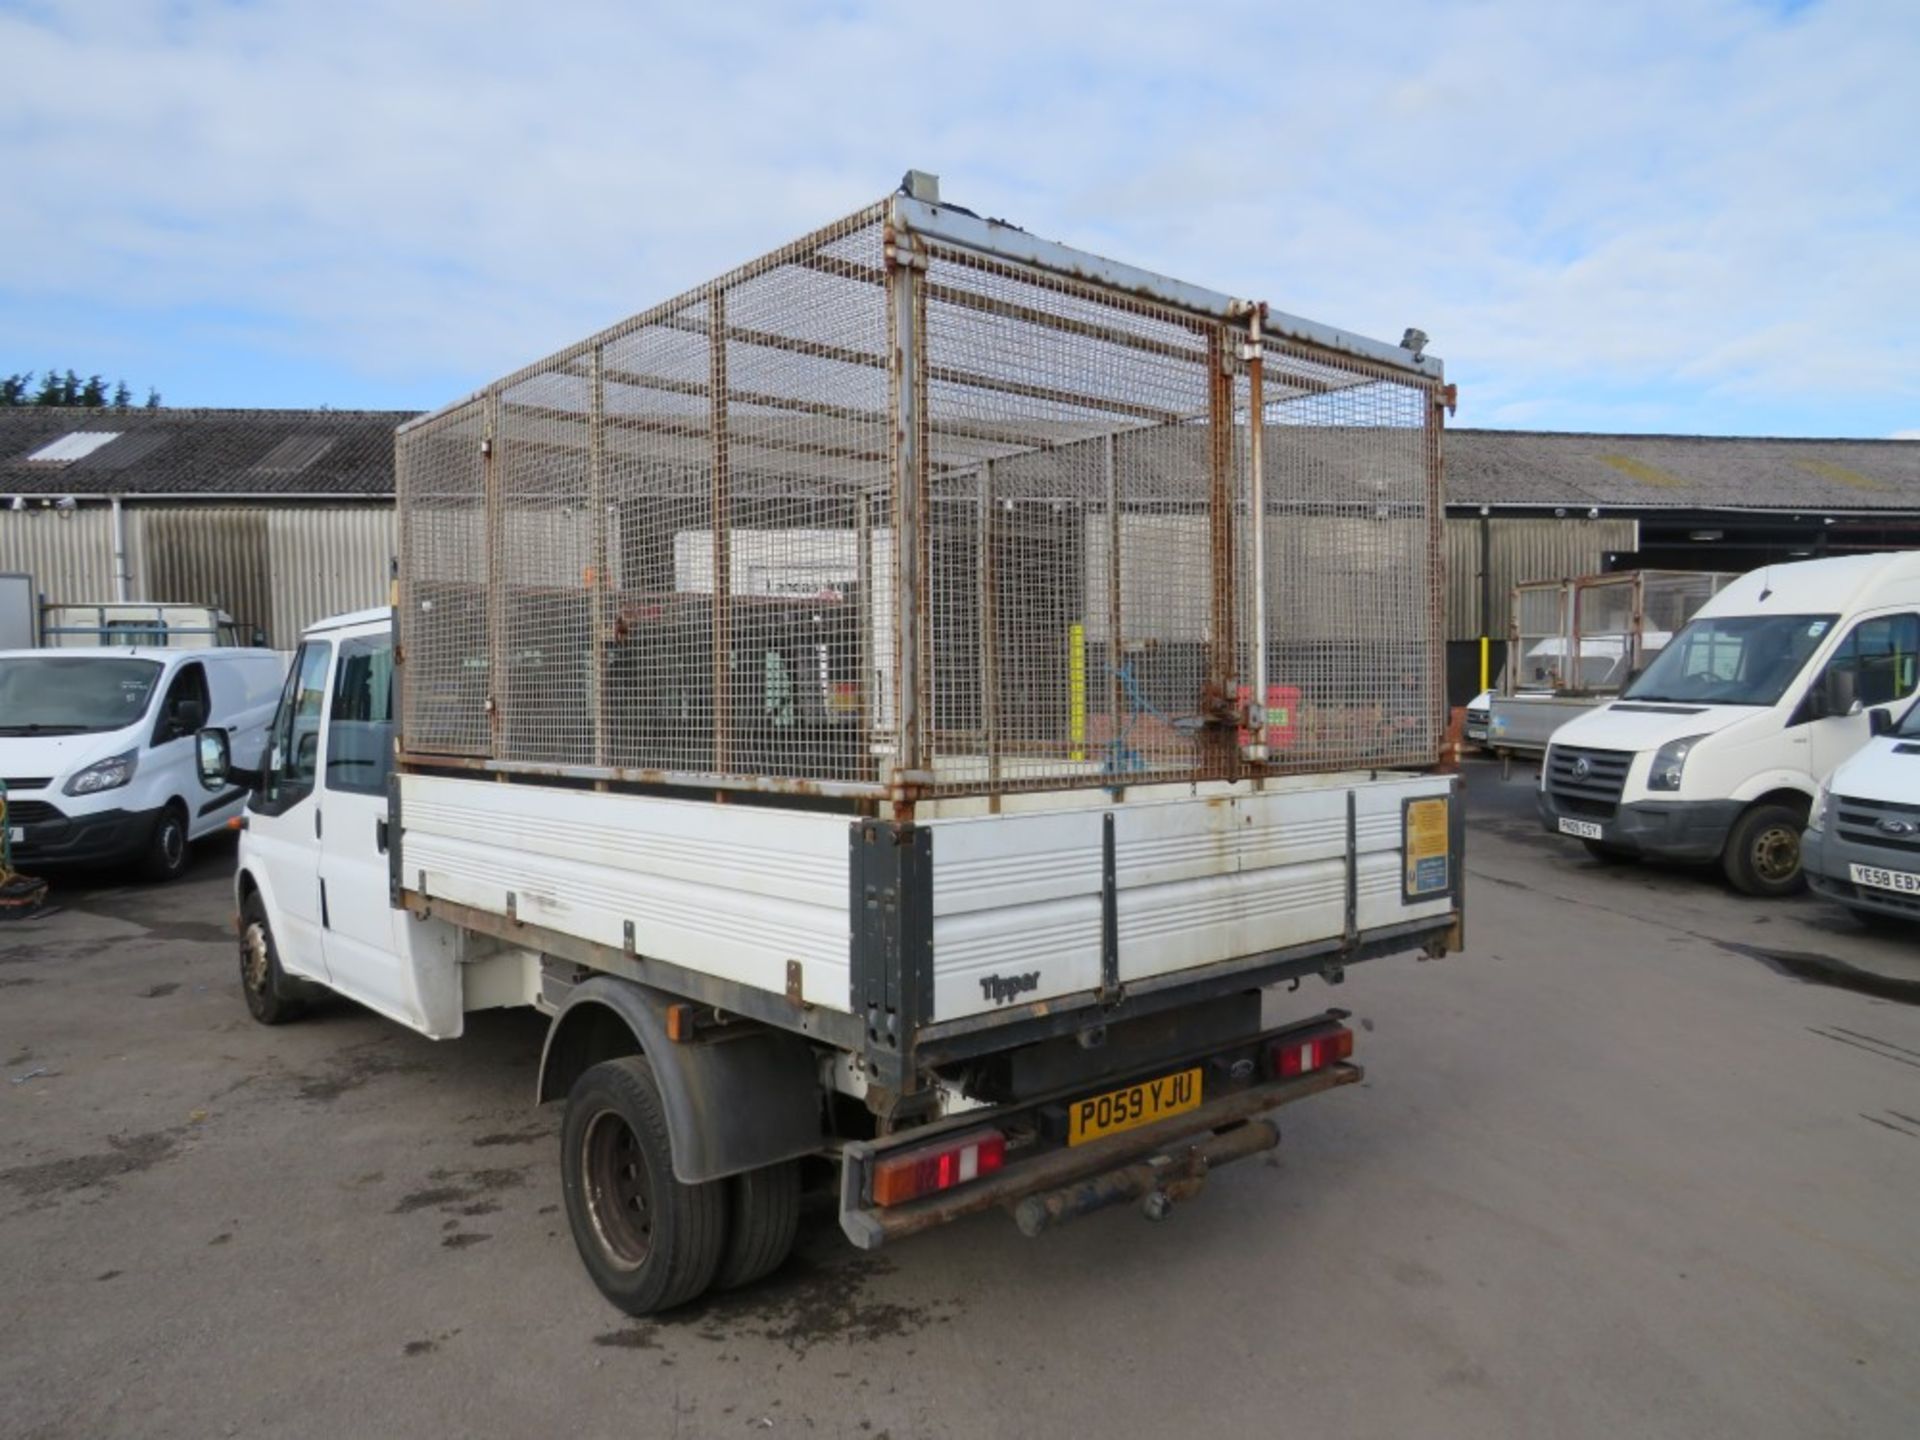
[{"left": 2, "top": 757, "right": 1917, "bottom": 1439}]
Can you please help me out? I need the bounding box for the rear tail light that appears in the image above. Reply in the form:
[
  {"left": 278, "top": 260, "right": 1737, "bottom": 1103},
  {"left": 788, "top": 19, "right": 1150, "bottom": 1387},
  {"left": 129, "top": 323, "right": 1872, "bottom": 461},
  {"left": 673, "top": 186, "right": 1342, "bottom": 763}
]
[
  {"left": 1267, "top": 1025, "right": 1354, "bottom": 1079},
  {"left": 869, "top": 1128, "right": 1007, "bottom": 1208}
]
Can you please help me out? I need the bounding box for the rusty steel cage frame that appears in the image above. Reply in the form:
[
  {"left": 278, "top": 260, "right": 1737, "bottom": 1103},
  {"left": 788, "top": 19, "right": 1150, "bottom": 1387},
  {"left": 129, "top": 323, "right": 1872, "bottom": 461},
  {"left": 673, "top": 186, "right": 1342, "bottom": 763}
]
[
  {"left": 396, "top": 182, "right": 1450, "bottom": 807},
  {"left": 1508, "top": 570, "right": 1736, "bottom": 698}
]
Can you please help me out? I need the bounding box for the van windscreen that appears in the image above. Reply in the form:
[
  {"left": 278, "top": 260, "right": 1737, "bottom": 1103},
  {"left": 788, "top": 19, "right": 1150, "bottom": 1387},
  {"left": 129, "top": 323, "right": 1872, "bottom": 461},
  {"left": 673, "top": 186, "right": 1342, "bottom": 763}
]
[
  {"left": 1624, "top": 614, "right": 1836, "bottom": 707},
  {"left": 0, "top": 656, "right": 165, "bottom": 733}
]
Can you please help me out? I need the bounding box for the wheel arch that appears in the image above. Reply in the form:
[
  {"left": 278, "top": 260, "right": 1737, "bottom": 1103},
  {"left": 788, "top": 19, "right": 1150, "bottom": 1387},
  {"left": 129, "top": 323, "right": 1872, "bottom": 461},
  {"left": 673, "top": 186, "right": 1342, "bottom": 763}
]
[
  {"left": 1741, "top": 787, "right": 1814, "bottom": 824},
  {"left": 536, "top": 975, "right": 825, "bottom": 1185}
]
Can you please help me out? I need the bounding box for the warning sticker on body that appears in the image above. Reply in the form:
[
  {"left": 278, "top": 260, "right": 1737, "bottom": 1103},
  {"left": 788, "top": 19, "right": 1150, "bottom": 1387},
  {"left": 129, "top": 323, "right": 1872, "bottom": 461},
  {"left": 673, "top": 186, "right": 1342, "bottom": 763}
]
[{"left": 1404, "top": 796, "right": 1450, "bottom": 900}]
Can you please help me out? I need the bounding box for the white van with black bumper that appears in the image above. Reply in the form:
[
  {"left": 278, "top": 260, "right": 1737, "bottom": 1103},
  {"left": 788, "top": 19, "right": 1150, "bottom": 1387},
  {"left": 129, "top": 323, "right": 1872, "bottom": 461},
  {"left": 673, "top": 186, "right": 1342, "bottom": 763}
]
[
  {"left": 1537, "top": 552, "right": 1920, "bottom": 895},
  {"left": 0, "top": 646, "right": 283, "bottom": 879}
]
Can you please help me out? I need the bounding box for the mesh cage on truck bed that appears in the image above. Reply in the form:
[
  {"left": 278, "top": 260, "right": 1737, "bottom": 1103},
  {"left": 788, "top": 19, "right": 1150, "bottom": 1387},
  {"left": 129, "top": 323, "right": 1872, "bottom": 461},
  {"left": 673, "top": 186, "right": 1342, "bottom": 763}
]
[{"left": 396, "top": 184, "right": 1449, "bottom": 802}]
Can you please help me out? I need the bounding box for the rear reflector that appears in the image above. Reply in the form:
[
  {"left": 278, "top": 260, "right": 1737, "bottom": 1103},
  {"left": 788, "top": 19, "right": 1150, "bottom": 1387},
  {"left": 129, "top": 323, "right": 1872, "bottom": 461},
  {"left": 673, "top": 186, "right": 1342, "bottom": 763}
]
[
  {"left": 1267, "top": 1025, "right": 1354, "bottom": 1080},
  {"left": 870, "top": 1128, "right": 1007, "bottom": 1208}
]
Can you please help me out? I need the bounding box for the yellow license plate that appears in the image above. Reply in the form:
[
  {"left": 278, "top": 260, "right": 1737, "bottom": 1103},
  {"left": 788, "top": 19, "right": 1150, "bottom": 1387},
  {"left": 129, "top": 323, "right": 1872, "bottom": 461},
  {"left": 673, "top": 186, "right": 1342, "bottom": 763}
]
[{"left": 1068, "top": 1067, "right": 1203, "bottom": 1145}]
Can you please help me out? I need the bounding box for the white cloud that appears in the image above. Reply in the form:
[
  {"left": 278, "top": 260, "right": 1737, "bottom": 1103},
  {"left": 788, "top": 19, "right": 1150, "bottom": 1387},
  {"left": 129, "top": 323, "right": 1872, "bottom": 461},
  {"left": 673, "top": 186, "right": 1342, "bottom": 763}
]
[{"left": 1, "top": 0, "right": 1916, "bottom": 430}]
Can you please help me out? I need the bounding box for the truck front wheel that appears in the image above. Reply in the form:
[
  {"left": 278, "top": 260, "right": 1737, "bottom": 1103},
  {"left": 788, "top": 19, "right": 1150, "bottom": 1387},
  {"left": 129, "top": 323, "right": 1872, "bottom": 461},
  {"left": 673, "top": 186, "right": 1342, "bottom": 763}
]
[
  {"left": 561, "top": 1056, "right": 727, "bottom": 1315},
  {"left": 1722, "top": 802, "right": 1807, "bottom": 897}
]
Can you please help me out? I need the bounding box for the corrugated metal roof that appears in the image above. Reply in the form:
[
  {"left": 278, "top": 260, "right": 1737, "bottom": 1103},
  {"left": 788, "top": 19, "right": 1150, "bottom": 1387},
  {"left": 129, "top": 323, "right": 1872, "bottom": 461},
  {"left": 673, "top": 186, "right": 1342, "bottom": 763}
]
[
  {"left": 0, "top": 409, "right": 413, "bottom": 496},
  {"left": 1444, "top": 430, "right": 1920, "bottom": 512}
]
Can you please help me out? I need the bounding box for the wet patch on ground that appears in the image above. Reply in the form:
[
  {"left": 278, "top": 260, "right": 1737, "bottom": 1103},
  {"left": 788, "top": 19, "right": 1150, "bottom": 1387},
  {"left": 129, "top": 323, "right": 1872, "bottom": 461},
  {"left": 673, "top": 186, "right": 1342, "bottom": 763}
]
[
  {"left": 441, "top": 1231, "right": 490, "bottom": 1249},
  {"left": 0, "top": 1129, "right": 181, "bottom": 1199},
  {"left": 142, "top": 982, "right": 179, "bottom": 998},
  {"left": 297, "top": 1044, "right": 428, "bottom": 1103},
  {"left": 1712, "top": 940, "right": 1920, "bottom": 1005},
  {"left": 392, "top": 1164, "right": 530, "bottom": 1216},
  {"left": 0, "top": 976, "right": 36, "bottom": 988},
  {"left": 594, "top": 1243, "right": 953, "bottom": 1359},
  {"left": 471, "top": 1127, "right": 550, "bottom": 1148}
]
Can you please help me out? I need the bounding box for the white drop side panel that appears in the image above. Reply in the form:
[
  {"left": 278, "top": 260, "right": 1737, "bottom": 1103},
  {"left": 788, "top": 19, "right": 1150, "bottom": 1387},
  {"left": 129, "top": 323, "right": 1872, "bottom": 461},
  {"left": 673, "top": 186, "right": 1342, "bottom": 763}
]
[
  {"left": 400, "top": 775, "right": 852, "bottom": 1010},
  {"left": 928, "top": 773, "right": 1454, "bottom": 1024}
]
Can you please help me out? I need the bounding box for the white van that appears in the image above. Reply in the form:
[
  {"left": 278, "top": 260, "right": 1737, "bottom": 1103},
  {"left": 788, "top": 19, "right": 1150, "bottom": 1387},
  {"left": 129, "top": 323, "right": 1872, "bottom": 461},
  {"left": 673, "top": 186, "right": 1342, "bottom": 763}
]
[
  {"left": 1536, "top": 551, "right": 1920, "bottom": 895},
  {"left": 1803, "top": 701, "right": 1920, "bottom": 923},
  {"left": 0, "top": 646, "right": 284, "bottom": 879}
]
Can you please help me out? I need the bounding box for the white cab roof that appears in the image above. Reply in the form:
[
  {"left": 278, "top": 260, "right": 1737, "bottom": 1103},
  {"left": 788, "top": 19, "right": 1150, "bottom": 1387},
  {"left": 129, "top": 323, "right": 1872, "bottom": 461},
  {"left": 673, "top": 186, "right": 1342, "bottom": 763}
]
[
  {"left": 302, "top": 606, "right": 393, "bottom": 637},
  {"left": 1699, "top": 551, "right": 1920, "bottom": 619}
]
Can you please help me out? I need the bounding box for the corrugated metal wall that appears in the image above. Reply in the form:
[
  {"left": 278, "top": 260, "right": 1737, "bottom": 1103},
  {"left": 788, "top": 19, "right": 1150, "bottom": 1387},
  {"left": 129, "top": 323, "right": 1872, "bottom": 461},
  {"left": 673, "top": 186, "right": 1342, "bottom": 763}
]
[
  {"left": 1444, "top": 517, "right": 1638, "bottom": 639},
  {"left": 9, "top": 503, "right": 1632, "bottom": 651},
  {"left": 263, "top": 507, "right": 396, "bottom": 642},
  {"left": 0, "top": 506, "right": 118, "bottom": 606},
  {"left": 0, "top": 502, "right": 395, "bottom": 648}
]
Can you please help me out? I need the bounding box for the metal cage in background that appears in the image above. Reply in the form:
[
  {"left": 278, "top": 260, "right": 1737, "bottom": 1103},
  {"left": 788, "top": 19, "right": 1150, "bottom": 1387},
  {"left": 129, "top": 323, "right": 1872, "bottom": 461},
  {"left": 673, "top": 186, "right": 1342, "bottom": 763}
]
[{"left": 396, "top": 181, "right": 1449, "bottom": 804}]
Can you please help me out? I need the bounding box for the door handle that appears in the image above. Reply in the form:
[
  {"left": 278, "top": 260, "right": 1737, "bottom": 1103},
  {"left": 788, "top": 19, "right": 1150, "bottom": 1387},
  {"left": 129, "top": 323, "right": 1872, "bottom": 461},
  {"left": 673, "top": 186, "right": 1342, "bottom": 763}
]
[{"left": 376, "top": 817, "right": 389, "bottom": 854}]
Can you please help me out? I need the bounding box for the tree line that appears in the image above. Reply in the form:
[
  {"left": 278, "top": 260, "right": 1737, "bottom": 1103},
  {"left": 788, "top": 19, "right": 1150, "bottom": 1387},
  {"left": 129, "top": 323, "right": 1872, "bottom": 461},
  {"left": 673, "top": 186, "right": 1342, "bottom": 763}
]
[{"left": 1, "top": 371, "right": 161, "bottom": 409}]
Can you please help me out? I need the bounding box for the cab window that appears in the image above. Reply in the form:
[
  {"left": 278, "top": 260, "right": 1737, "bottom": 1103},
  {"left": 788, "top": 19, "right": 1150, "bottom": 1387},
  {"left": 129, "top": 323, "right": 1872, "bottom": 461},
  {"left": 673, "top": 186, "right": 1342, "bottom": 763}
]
[
  {"left": 257, "top": 641, "right": 332, "bottom": 812},
  {"left": 1818, "top": 614, "right": 1920, "bottom": 712},
  {"left": 325, "top": 635, "right": 394, "bottom": 796},
  {"left": 151, "top": 662, "right": 210, "bottom": 747}
]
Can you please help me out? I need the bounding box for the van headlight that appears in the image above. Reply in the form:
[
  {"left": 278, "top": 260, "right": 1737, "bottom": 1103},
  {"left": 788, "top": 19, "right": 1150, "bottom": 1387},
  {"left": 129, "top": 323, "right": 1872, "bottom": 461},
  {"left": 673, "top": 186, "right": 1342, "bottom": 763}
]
[
  {"left": 1808, "top": 782, "right": 1832, "bottom": 833},
  {"left": 1646, "top": 734, "right": 1708, "bottom": 793},
  {"left": 63, "top": 750, "right": 139, "bottom": 796}
]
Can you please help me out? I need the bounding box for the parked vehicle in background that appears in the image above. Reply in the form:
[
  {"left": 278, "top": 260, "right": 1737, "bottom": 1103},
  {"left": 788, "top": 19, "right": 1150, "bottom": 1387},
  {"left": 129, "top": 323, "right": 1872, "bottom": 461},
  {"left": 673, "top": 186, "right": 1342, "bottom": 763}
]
[
  {"left": 1489, "top": 570, "right": 1731, "bottom": 760},
  {"left": 1537, "top": 551, "right": 1920, "bottom": 895},
  {"left": 1804, "top": 699, "right": 1920, "bottom": 923},
  {"left": 197, "top": 179, "right": 1466, "bottom": 1317},
  {"left": 40, "top": 602, "right": 266, "bottom": 650},
  {"left": 0, "top": 645, "right": 283, "bottom": 878}
]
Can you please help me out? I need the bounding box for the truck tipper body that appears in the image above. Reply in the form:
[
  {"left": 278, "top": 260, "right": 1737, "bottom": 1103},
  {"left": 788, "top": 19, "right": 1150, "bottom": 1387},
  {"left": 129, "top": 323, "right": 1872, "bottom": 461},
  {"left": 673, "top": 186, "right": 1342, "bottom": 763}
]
[{"left": 204, "top": 176, "right": 1464, "bottom": 1315}]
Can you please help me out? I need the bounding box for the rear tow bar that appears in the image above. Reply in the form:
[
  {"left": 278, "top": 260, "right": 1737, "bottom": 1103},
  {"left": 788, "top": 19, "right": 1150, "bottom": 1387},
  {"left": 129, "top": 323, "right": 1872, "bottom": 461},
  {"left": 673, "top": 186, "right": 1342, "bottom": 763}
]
[{"left": 1013, "top": 1117, "right": 1280, "bottom": 1237}]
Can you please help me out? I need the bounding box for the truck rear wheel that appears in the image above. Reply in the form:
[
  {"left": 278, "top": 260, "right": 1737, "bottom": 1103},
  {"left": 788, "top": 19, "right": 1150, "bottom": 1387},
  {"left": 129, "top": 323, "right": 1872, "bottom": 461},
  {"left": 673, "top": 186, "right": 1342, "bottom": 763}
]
[
  {"left": 1722, "top": 802, "right": 1806, "bottom": 897},
  {"left": 561, "top": 1056, "right": 726, "bottom": 1315},
  {"left": 714, "top": 1160, "right": 801, "bottom": 1290}
]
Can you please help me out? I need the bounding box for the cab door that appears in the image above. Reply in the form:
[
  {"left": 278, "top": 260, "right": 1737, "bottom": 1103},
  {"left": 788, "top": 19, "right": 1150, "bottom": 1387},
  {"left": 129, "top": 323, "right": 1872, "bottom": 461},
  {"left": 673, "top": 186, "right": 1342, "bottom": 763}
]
[
  {"left": 1805, "top": 612, "right": 1920, "bottom": 780},
  {"left": 315, "top": 628, "right": 423, "bottom": 1028},
  {"left": 247, "top": 640, "right": 333, "bottom": 983}
]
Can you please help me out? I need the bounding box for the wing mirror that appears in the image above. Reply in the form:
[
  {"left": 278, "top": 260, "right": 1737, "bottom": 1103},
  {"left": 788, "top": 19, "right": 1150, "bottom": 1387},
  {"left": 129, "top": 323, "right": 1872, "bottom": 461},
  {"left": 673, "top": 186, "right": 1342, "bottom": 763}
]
[
  {"left": 198, "top": 726, "right": 264, "bottom": 793},
  {"left": 197, "top": 727, "right": 231, "bottom": 787},
  {"left": 1869, "top": 706, "right": 1895, "bottom": 738}
]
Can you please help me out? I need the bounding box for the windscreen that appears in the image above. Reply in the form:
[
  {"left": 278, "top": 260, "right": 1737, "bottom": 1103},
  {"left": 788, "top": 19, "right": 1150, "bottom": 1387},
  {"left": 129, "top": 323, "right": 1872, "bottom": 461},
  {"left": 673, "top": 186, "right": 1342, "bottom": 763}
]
[
  {"left": 1625, "top": 614, "right": 1836, "bottom": 706},
  {"left": 0, "top": 656, "right": 164, "bottom": 733}
]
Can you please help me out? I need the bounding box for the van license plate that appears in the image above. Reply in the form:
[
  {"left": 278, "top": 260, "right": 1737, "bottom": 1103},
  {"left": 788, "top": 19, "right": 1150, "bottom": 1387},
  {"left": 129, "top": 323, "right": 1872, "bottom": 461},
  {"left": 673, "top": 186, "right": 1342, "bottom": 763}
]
[
  {"left": 1558, "top": 818, "right": 1603, "bottom": 840},
  {"left": 1068, "top": 1067, "right": 1203, "bottom": 1146},
  {"left": 1849, "top": 863, "right": 1920, "bottom": 895}
]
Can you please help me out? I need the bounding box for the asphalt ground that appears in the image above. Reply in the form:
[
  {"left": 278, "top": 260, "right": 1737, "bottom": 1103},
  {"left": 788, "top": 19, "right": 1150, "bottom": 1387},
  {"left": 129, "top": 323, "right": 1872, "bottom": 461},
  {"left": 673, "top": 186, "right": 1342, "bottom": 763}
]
[{"left": 2, "top": 759, "right": 1917, "bottom": 1439}]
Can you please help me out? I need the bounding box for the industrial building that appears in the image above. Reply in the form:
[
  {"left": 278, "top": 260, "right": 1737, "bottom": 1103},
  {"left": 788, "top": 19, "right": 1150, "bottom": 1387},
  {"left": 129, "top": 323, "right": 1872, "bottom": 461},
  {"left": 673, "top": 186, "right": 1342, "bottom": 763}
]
[{"left": 1, "top": 409, "right": 1915, "bottom": 703}]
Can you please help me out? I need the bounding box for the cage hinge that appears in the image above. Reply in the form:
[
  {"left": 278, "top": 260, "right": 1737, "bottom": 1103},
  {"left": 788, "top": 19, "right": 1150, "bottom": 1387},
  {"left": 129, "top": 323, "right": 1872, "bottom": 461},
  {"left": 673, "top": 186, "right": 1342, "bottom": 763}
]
[
  {"left": 786, "top": 959, "right": 805, "bottom": 1007},
  {"left": 1437, "top": 383, "right": 1458, "bottom": 417}
]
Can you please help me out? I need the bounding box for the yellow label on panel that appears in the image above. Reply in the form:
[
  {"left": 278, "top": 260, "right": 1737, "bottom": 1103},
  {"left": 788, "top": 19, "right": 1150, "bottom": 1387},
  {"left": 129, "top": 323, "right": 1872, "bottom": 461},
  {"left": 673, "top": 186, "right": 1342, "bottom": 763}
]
[{"left": 1405, "top": 796, "right": 1450, "bottom": 897}]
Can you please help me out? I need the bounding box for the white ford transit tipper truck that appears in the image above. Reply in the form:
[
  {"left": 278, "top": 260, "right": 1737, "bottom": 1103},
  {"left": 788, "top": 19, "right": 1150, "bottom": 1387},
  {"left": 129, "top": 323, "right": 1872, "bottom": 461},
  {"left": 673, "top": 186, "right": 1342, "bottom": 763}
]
[
  {"left": 198, "top": 180, "right": 1466, "bottom": 1316},
  {"left": 1537, "top": 551, "right": 1920, "bottom": 894}
]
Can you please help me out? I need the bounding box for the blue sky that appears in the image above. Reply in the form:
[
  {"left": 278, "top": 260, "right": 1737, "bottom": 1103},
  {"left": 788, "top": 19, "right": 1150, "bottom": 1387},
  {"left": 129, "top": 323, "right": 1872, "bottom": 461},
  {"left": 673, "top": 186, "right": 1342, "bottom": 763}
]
[{"left": 2, "top": 0, "right": 1916, "bottom": 437}]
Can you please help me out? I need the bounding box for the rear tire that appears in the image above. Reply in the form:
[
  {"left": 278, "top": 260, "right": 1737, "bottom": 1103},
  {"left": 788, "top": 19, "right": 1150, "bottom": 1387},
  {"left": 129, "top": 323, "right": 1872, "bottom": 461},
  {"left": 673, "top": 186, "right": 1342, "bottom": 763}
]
[
  {"left": 714, "top": 1160, "right": 801, "bottom": 1291},
  {"left": 561, "top": 1056, "right": 727, "bottom": 1316},
  {"left": 1582, "top": 839, "right": 1636, "bottom": 865},
  {"left": 1722, "top": 802, "right": 1807, "bottom": 897},
  {"left": 238, "top": 891, "right": 305, "bottom": 1025},
  {"left": 140, "top": 802, "right": 192, "bottom": 882}
]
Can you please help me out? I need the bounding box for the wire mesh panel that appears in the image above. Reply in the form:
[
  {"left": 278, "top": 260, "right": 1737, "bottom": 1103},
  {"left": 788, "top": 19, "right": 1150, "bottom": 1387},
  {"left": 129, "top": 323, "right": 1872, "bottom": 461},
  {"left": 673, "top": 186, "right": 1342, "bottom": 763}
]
[
  {"left": 1572, "top": 575, "right": 1638, "bottom": 692},
  {"left": 397, "top": 400, "right": 488, "bottom": 755},
  {"left": 398, "top": 189, "right": 1447, "bottom": 799},
  {"left": 1255, "top": 340, "right": 1441, "bottom": 771},
  {"left": 1510, "top": 581, "right": 1571, "bottom": 691},
  {"left": 915, "top": 243, "right": 1228, "bottom": 792}
]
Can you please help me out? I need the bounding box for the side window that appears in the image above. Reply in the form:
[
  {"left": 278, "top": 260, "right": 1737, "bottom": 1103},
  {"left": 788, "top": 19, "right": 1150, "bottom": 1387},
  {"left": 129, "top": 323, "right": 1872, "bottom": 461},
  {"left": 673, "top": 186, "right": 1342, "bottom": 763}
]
[
  {"left": 260, "top": 642, "right": 332, "bottom": 811},
  {"left": 152, "top": 663, "right": 210, "bottom": 746},
  {"left": 325, "top": 635, "right": 395, "bottom": 796},
  {"left": 1821, "top": 614, "right": 1920, "bottom": 712}
]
